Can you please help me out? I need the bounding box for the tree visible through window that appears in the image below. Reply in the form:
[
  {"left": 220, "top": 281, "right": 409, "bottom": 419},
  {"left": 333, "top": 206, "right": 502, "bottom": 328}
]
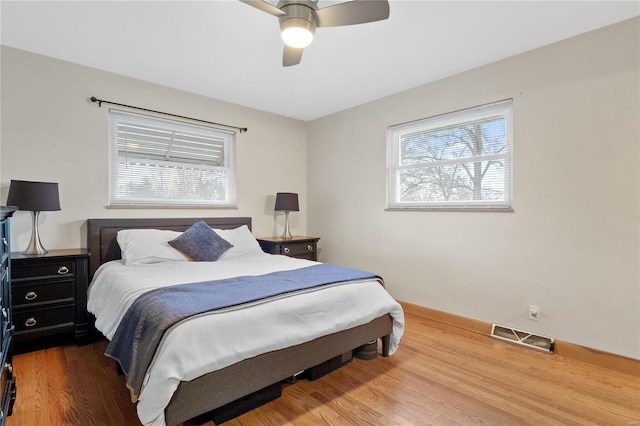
[{"left": 387, "top": 100, "right": 513, "bottom": 210}]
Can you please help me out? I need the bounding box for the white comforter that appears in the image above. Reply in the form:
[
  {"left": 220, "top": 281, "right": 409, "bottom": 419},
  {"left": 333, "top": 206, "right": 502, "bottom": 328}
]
[{"left": 87, "top": 253, "right": 404, "bottom": 426}]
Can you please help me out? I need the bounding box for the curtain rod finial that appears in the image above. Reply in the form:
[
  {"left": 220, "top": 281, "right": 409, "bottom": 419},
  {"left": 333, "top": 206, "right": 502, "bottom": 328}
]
[{"left": 90, "top": 96, "right": 103, "bottom": 107}]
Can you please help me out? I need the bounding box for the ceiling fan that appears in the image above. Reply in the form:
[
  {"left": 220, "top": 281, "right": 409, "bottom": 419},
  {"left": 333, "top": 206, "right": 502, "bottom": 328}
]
[{"left": 239, "top": 0, "right": 390, "bottom": 66}]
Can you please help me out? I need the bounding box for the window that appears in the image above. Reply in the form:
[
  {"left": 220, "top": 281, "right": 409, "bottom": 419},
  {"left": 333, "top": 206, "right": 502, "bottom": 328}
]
[
  {"left": 109, "top": 110, "right": 236, "bottom": 207},
  {"left": 387, "top": 100, "right": 513, "bottom": 210}
]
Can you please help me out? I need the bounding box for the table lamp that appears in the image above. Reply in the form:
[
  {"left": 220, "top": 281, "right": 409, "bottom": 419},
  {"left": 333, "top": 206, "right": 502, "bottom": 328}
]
[
  {"left": 274, "top": 192, "right": 299, "bottom": 240},
  {"left": 6, "top": 180, "right": 61, "bottom": 255}
]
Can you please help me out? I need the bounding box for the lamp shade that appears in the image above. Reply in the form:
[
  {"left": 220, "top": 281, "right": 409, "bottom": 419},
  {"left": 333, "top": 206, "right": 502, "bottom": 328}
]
[
  {"left": 274, "top": 192, "right": 299, "bottom": 212},
  {"left": 6, "top": 180, "right": 61, "bottom": 212}
]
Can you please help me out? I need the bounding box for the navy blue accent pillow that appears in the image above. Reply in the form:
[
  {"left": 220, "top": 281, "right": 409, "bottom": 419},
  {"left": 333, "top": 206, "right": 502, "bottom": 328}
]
[{"left": 169, "top": 220, "right": 233, "bottom": 261}]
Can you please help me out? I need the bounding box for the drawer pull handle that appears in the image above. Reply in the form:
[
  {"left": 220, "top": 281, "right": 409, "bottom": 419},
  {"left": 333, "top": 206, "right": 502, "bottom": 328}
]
[
  {"left": 307, "top": 245, "right": 314, "bottom": 251},
  {"left": 25, "top": 318, "right": 37, "bottom": 327},
  {"left": 57, "top": 266, "right": 69, "bottom": 275},
  {"left": 1, "top": 238, "right": 6, "bottom": 247},
  {"left": 283, "top": 247, "right": 290, "bottom": 254},
  {"left": 25, "top": 291, "right": 38, "bottom": 301}
]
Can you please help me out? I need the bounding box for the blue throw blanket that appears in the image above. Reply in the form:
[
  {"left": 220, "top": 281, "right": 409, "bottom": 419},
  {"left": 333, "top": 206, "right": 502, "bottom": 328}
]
[{"left": 105, "top": 263, "right": 379, "bottom": 401}]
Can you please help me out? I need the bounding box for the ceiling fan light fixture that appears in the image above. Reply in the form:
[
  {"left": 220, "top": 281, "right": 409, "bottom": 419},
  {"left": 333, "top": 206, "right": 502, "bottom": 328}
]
[
  {"left": 240, "top": 0, "right": 390, "bottom": 66},
  {"left": 280, "top": 17, "right": 315, "bottom": 48}
]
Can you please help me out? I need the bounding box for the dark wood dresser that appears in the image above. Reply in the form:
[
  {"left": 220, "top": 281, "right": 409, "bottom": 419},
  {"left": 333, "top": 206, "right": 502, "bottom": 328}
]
[
  {"left": 0, "top": 207, "right": 16, "bottom": 425},
  {"left": 257, "top": 236, "right": 320, "bottom": 261},
  {"left": 11, "top": 249, "right": 90, "bottom": 345}
]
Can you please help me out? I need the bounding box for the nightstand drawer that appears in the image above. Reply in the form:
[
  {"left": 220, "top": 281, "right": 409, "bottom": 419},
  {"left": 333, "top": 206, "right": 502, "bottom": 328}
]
[
  {"left": 14, "top": 304, "right": 75, "bottom": 335},
  {"left": 279, "top": 242, "right": 316, "bottom": 257},
  {"left": 257, "top": 236, "right": 320, "bottom": 261},
  {"left": 12, "top": 261, "right": 75, "bottom": 280},
  {"left": 13, "top": 280, "right": 74, "bottom": 307}
]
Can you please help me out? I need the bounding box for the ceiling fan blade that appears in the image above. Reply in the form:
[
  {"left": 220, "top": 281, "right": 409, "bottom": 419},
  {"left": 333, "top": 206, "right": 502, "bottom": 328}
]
[
  {"left": 315, "top": 0, "right": 389, "bottom": 27},
  {"left": 283, "top": 45, "right": 303, "bottom": 66},
  {"left": 238, "top": 0, "right": 286, "bottom": 17}
]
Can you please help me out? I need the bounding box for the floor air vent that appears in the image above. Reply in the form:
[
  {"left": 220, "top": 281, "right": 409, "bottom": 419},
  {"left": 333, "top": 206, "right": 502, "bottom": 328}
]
[{"left": 491, "top": 324, "right": 554, "bottom": 353}]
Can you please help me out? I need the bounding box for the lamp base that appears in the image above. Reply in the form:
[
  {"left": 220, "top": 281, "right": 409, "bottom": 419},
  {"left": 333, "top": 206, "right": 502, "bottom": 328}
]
[
  {"left": 23, "top": 211, "right": 48, "bottom": 256},
  {"left": 281, "top": 211, "right": 293, "bottom": 240},
  {"left": 23, "top": 245, "right": 48, "bottom": 256}
]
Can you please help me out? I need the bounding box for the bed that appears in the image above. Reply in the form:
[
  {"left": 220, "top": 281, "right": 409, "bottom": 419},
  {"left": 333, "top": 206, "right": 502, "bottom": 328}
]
[{"left": 86, "top": 217, "right": 404, "bottom": 426}]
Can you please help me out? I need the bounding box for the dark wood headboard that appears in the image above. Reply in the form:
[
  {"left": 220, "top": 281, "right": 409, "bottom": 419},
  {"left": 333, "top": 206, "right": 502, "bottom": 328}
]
[{"left": 86, "top": 217, "right": 252, "bottom": 279}]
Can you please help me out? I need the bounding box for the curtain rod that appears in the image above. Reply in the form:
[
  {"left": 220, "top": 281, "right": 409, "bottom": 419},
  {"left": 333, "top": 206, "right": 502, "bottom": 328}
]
[{"left": 90, "top": 96, "right": 248, "bottom": 133}]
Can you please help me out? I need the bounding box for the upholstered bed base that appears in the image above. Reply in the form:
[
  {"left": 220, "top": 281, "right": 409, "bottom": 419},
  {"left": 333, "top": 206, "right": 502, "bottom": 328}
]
[
  {"left": 86, "top": 217, "right": 392, "bottom": 426},
  {"left": 167, "top": 315, "right": 392, "bottom": 426}
]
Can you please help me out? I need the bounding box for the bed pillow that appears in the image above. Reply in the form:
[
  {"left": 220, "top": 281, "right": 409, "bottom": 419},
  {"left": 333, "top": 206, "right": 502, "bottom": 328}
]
[
  {"left": 117, "top": 229, "right": 188, "bottom": 265},
  {"left": 214, "top": 225, "right": 263, "bottom": 260},
  {"left": 169, "top": 220, "right": 234, "bottom": 262}
]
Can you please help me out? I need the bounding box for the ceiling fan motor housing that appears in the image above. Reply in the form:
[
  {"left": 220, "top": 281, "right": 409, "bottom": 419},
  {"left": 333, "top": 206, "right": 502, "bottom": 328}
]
[{"left": 278, "top": 1, "right": 318, "bottom": 38}]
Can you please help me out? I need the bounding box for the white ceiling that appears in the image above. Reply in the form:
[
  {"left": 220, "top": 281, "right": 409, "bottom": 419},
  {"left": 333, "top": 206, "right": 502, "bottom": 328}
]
[{"left": 1, "top": 1, "right": 638, "bottom": 121}]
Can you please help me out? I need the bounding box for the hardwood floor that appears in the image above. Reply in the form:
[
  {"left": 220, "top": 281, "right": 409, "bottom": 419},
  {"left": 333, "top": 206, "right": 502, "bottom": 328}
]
[{"left": 6, "top": 309, "right": 639, "bottom": 426}]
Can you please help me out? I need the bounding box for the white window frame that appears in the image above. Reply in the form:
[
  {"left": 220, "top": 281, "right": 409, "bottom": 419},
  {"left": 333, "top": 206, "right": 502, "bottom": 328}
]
[
  {"left": 387, "top": 100, "right": 513, "bottom": 211},
  {"left": 108, "top": 109, "right": 236, "bottom": 208}
]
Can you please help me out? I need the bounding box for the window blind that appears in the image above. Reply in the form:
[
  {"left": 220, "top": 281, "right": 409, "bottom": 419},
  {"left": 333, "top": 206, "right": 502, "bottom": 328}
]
[{"left": 109, "top": 109, "right": 236, "bottom": 207}]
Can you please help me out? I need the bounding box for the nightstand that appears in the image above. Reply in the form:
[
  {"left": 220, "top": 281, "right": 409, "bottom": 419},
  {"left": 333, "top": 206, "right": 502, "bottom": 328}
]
[
  {"left": 11, "top": 249, "right": 90, "bottom": 345},
  {"left": 257, "top": 236, "right": 320, "bottom": 261}
]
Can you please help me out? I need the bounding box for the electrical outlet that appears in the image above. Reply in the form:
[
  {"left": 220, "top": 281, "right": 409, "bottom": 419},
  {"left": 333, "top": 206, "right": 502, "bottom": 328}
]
[{"left": 529, "top": 305, "right": 540, "bottom": 321}]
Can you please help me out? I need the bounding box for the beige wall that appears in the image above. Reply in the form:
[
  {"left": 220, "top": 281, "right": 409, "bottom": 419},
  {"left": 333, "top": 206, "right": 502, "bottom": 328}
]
[
  {"left": 307, "top": 18, "right": 640, "bottom": 359},
  {"left": 0, "top": 46, "right": 308, "bottom": 249}
]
